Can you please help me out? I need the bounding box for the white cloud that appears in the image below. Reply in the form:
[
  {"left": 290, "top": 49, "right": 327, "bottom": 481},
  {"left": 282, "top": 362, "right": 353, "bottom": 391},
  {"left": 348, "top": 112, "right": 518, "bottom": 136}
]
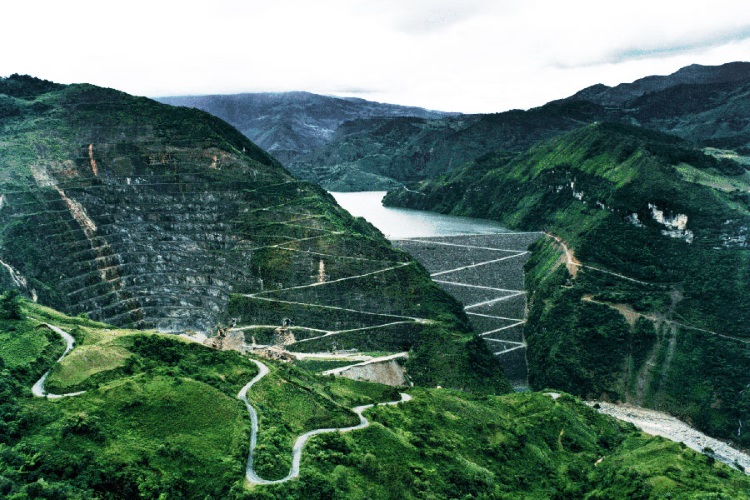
[{"left": 1, "top": 0, "right": 749, "bottom": 112}]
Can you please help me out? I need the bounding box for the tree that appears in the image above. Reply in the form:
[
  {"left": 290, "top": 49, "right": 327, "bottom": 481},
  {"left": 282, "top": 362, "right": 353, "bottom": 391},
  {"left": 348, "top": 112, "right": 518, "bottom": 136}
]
[{"left": 0, "top": 289, "right": 22, "bottom": 320}]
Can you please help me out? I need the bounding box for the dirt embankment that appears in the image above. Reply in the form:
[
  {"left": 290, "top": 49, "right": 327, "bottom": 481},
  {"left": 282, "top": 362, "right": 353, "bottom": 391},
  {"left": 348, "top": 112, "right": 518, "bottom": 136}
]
[{"left": 322, "top": 352, "right": 408, "bottom": 386}]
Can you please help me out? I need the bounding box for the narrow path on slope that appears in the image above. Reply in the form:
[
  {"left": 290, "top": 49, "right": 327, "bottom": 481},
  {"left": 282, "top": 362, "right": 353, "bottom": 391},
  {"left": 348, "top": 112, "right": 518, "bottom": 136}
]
[
  {"left": 31, "top": 324, "right": 86, "bottom": 399},
  {"left": 237, "top": 358, "right": 412, "bottom": 485},
  {"left": 582, "top": 288, "right": 750, "bottom": 345},
  {"left": 294, "top": 321, "right": 416, "bottom": 345},
  {"left": 250, "top": 262, "right": 412, "bottom": 296},
  {"left": 234, "top": 256, "right": 429, "bottom": 343},
  {"left": 243, "top": 296, "right": 429, "bottom": 323},
  {"left": 547, "top": 234, "right": 745, "bottom": 345},
  {"left": 545, "top": 233, "right": 654, "bottom": 285}
]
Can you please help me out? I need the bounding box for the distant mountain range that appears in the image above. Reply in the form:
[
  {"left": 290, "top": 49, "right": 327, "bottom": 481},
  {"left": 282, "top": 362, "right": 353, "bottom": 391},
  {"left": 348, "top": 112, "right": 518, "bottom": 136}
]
[
  {"left": 157, "top": 62, "right": 750, "bottom": 191},
  {"left": 155, "top": 92, "right": 454, "bottom": 164},
  {"left": 159, "top": 62, "right": 750, "bottom": 191},
  {"left": 311, "top": 61, "right": 750, "bottom": 189},
  {"left": 564, "top": 61, "right": 750, "bottom": 106}
]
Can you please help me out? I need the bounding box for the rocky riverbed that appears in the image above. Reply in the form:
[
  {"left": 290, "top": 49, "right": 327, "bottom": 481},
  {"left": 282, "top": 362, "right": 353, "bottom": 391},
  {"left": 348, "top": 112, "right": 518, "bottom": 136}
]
[{"left": 588, "top": 401, "right": 750, "bottom": 473}]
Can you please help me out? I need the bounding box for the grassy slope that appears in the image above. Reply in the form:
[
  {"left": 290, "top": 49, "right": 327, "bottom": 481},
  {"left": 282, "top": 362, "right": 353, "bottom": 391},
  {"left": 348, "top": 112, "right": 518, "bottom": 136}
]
[
  {"left": 254, "top": 390, "right": 750, "bottom": 500},
  {"left": 385, "top": 123, "right": 750, "bottom": 443},
  {"left": 2, "top": 302, "right": 256, "bottom": 498},
  {"left": 0, "top": 299, "right": 748, "bottom": 498}
]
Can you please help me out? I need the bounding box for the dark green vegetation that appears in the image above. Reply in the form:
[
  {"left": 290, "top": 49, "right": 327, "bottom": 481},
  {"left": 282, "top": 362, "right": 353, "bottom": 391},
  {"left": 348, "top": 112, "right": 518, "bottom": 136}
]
[
  {"left": 277, "top": 62, "right": 750, "bottom": 190},
  {"left": 0, "top": 300, "right": 255, "bottom": 498},
  {"left": 0, "top": 289, "right": 21, "bottom": 320},
  {"left": 386, "top": 121, "right": 750, "bottom": 444},
  {"left": 2, "top": 299, "right": 749, "bottom": 498},
  {"left": 156, "top": 92, "right": 453, "bottom": 165},
  {"left": 0, "top": 74, "right": 503, "bottom": 392},
  {"left": 279, "top": 390, "right": 750, "bottom": 500}
]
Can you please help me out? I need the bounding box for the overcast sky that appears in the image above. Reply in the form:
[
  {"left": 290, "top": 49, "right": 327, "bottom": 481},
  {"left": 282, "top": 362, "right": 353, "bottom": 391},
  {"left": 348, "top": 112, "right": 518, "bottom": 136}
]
[{"left": 3, "top": 0, "right": 750, "bottom": 113}]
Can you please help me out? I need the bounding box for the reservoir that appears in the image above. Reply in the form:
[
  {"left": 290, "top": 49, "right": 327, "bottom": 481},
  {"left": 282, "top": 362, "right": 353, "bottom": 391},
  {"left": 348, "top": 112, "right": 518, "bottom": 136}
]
[
  {"left": 330, "top": 191, "right": 509, "bottom": 239},
  {"left": 332, "top": 190, "right": 535, "bottom": 390}
]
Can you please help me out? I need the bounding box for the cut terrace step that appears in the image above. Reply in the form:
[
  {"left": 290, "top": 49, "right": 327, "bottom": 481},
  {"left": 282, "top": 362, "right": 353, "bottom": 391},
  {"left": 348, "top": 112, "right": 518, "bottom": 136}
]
[{"left": 392, "top": 232, "right": 542, "bottom": 391}]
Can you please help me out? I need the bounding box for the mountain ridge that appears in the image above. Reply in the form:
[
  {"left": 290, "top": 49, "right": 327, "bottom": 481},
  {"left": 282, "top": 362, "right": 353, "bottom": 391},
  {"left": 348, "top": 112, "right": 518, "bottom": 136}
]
[
  {"left": 155, "top": 92, "right": 456, "bottom": 164},
  {"left": 279, "top": 61, "right": 750, "bottom": 190},
  {"left": 565, "top": 61, "right": 750, "bottom": 107}
]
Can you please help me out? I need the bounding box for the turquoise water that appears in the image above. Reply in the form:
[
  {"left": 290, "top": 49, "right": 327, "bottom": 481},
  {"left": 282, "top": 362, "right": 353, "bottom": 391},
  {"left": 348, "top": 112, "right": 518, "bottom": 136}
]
[{"left": 330, "top": 191, "right": 509, "bottom": 239}]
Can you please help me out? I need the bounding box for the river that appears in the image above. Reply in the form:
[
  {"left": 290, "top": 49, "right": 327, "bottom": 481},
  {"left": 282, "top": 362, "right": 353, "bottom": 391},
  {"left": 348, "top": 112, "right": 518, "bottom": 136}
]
[{"left": 330, "top": 191, "right": 509, "bottom": 239}]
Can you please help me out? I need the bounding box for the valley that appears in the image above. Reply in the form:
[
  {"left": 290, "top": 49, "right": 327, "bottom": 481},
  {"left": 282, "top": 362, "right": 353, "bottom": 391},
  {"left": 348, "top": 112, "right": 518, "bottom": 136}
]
[
  {"left": 3, "top": 64, "right": 750, "bottom": 498},
  {"left": 330, "top": 191, "right": 538, "bottom": 389}
]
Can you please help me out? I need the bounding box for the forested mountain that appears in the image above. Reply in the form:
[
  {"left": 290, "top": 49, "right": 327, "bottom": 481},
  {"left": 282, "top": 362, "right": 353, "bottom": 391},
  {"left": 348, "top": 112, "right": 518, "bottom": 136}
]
[
  {"left": 283, "top": 62, "right": 750, "bottom": 190},
  {"left": 155, "top": 92, "right": 454, "bottom": 164},
  {"left": 385, "top": 122, "right": 750, "bottom": 444}
]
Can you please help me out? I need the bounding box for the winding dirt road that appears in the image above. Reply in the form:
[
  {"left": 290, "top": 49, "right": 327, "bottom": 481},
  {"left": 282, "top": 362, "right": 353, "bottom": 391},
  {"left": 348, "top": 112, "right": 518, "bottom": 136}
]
[
  {"left": 30, "top": 322, "right": 413, "bottom": 485},
  {"left": 31, "top": 324, "right": 86, "bottom": 399},
  {"left": 238, "top": 358, "right": 412, "bottom": 485},
  {"left": 320, "top": 352, "right": 408, "bottom": 376}
]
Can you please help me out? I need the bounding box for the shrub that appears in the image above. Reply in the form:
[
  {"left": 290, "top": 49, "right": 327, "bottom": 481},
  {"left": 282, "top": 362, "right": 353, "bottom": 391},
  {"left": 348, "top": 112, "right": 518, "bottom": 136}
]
[{"left": 0, "top": 290, "right": 21, "bottom": 320}]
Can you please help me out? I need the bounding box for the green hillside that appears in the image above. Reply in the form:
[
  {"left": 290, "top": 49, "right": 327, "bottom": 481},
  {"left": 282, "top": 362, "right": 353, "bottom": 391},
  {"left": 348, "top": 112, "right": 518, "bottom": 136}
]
[
  {"left": 0, "top": 298, "right": 748, "bottom": 499},
  {"left": 283, "top": 62, "right": 750, "bottom": 191},
  {"left": 385, "top": 122, "right": 750, "bottom": 443},
  {"left": 287, "top": 104, "right": 599, "bottom": 191},
  {"left": 0, "top": 74, "right": 503, "bottom": 393}
]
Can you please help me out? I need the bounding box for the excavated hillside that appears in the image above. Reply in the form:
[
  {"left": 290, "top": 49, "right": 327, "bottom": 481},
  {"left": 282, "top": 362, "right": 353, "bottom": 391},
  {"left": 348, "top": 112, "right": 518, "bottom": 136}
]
[
  {"left": 0, "top": 75, "right": 509, "bottom": 394},
  {"left": 0, "top": 80, "right": 297, "bottom": 331},
  {"left": 0, "top": 77, "right": 453, "bottom": 335}
]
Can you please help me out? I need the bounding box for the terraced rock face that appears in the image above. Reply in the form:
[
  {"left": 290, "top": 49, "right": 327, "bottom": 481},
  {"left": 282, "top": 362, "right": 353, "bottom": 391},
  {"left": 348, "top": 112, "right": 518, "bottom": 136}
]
[{"left": 0, "top": 78, "right": 461, "bottom": 337}]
